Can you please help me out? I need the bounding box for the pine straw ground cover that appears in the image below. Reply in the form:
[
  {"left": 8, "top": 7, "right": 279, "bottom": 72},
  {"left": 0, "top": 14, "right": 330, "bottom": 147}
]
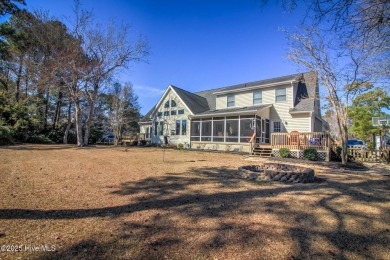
[{"left": 0, "top": 144, "right": 389, "bottom": 260}]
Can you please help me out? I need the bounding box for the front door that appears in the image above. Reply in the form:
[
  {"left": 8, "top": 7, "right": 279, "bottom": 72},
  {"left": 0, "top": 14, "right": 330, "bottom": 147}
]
[{"left": 256, "top": 118, "right": 262, "bottom": 143}]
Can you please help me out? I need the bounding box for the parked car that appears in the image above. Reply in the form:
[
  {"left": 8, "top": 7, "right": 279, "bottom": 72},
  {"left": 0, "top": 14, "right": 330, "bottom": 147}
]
[
  {"left": 101, "top": 135, "right": 114, "bottom": 144},
  {"left": 347, "top": 139, "right": 367, "bottom": 149}
]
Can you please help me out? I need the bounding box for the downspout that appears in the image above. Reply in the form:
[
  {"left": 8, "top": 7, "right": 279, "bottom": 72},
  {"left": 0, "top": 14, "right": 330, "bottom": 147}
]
[
  {"left": 310, "top": 112, "right": 314, "bottom": 132},
  {"left": 290, "top": 81, "right": 294, "bottom": 108}
]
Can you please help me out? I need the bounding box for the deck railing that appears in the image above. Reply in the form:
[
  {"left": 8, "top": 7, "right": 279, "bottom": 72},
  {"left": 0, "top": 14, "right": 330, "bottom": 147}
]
[{"left": 271, "top": 132, "right": 330, "bottom": 151}]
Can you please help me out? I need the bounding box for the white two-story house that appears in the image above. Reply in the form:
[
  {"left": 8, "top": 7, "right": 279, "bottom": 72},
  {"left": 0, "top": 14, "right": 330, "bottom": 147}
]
[{"left": 139, "top": 72, "right": 328, "bottom": 154}]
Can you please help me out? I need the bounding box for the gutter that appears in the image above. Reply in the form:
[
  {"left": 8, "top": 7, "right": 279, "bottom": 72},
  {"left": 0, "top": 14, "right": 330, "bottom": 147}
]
[{"left": 213, "top": 80, "right": 297, "bottom": 95}]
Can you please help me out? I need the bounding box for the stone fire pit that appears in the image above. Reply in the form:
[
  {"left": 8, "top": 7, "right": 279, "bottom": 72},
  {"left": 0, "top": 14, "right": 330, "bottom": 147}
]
[{"left": 238, "top": 163, "right": 315, "bottom": 183}]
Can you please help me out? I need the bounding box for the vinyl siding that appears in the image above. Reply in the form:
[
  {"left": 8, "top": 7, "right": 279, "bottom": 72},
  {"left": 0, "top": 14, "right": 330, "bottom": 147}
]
[
  {"left": 215, "top": 83, "right": 312, "bottom": 133},
  {"left": 150, "top": 88, "right": 191, "bottom": 145},
  {"left": 216, "top": 83, "right": 293, "bottom": 110},
  {"left": 286, "top": 114, "right": 312, "bottom": 132}
]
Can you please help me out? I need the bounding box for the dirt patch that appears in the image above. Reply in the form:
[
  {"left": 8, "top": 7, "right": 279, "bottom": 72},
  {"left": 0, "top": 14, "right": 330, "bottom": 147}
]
[{"left": 0, "top": 144, "right": 389, "bottom": 259}]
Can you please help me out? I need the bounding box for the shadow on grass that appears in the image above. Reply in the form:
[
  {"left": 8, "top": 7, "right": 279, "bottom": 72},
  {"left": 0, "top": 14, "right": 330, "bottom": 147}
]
[
  {"left": 1, "top": 167, "right": 389, "bottom": 259},
  {"left": 0, "top": 144, "right": 132, "bottom": 151}
]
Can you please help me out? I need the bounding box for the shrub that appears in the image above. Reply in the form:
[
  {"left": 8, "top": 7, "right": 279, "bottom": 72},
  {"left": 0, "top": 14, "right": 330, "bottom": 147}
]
[
  {"left": 303, "top": 148, "right": 318, "bottom": 161},
  {"left": 279, "top": 148, "right": 290, "bottom": 158},
  {"left": 27, "top": 134, "right": 53, "bottom": 144},
  {"left": 177, "top": 143, "right": 183, "bottom": 148},
  {"left": 0, "top": 121, "right": 14, "bottom": 145},
  {"left": 366, "top": 141, "right": 375, "bottom": 150},
  {"left": 47, "top": 128, "right": 64, "bottom": 143},
  {"left": 139, "top": 140, "right": 147, "bottom": 146},
  {"left": 132, "top": 140, "right": 138, "bottom": 146}
]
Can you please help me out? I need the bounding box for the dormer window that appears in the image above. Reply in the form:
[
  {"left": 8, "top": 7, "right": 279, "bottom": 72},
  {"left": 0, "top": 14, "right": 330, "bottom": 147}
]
[
  {"left": 171, "top": 100, "right": 176, "bottom": 107},
  {"left": 253, "top": 90, "right": 262, "bottom": 104},
  {"left": 227, "top": 94, "right": 235, "bottom": 107},
  {"left": 275, "top": 88, "right": 286, "bottom": 102},
  {"left": 164, "top": 101, "right": 170, "bottom": 108}
]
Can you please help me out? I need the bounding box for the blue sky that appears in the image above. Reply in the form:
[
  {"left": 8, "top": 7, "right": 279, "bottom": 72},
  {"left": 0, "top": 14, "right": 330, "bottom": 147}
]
[{"left": 19, "top": 0, "right": 305, "bottom": 114}]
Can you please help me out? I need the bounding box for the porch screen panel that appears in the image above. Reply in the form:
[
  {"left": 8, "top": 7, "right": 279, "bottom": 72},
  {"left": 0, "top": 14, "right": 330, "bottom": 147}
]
[
  {"left": 201, "top": 121, "right": 211, "bottom": 141},
  {"left": 213, "top": 120, "right": 224, "bottom": 142},
  {"left": 190, "top": 121, "right": 200, "bottom": 141},
  {"left": 240, "top": 118, "right": 254, "bottom": 143},
  {"left": 226, "top": 119, "right": 238, "bottom": 142}
]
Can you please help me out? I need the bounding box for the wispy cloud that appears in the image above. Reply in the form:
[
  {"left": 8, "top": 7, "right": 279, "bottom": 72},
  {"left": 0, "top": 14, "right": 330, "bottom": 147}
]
[{"left": 133, "top": 85, "right": 165, "bottom": 97}]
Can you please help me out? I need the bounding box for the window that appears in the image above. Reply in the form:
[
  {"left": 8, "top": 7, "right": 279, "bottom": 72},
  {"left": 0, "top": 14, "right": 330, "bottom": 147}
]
[
  {"left": 275, "top": 88, "right": 286, "bottom": 102},
  {"left": 154, "top": 122, "right": 158, "bottom": 135},
  {"left": 178, "top": 109, "right": 184, "bottom": 115},
  {"left": 159, "top": 122, "right": 164, "bottom": 135},
  {"left": 253, "top": 90, "right": 262, "bottom": 104},
  {"left": 171, "top": 100, "right": 176, "bottom": 107},
  {"left": 163, "top": 111, "right": 169, "bottom": 116},
  {"left": 157, "top": 112, "right": 162, "bottom": 117},
  {"left": 213, "top": 120, "right": 224, "bottom": 142},
  {"left": 227, "top": 94, "right": 235, "bottom": 107},
  {"left": 191, "top": 121, "right": 200, "bottom": 141},
  {"left": 201, "top": 120, "right": 211, "bottom": 141},
  {"left": 240, "top": 118, "right": 254, "bottom": 143},
  {"left": 145, "top": 127, "right": 150, "bottom": 139},
  {"left": 182, "top": 120, "right": 187, "bottom": 135},
  {"left": 273, "top": 121, "right": 281, "bottom": 132},
  {"left": 171, "top": 110, "right": 176, "bottom": 115},
  {"left": 164, "top": 101, "right": 169, "bottom": 108},
  {"left": 226, "top": 119, "right": 238, "bottom": 142},
  {"left": 176, "top": 120, "right": 180, "bottom": 135}
]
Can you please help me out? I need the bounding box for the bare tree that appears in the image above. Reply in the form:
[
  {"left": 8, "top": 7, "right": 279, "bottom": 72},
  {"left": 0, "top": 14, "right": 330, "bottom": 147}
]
[
  {"left": 261, "top": 0, "right": 389, "bottom": 82},
  {"left": 287, "top": 27, "right": 371, "bottom": 164},
  {"left": 80, "top": 21, "right": 148, "bottom": 145},
  {"left": 107, "top": 82, "right": 140, "bottom": 145}
]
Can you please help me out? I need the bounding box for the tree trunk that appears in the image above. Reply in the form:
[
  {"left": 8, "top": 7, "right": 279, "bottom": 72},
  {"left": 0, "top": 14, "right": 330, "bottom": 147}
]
[
  {"left": 63, "top": 101, "right": 72, "bottom": 144},
  {"left": 74, "top": 101, "right": 84, "bottom": 147},
  {"left": 15, "top": 55, "right": 23, "bottom": 102},
  {"left": 43, "top": 91, "right": 50, "bottom": 132},
  {"left": 83, "top": 83, "right": 98, "bottom": 146},
  {"left": 341, "top": 125, "right": 349, "bottom": 165},
  {"left": 53, "top": 91, "right": 62, "bottom": 129},
  {"left": 113, "top": 123, "right": 122, "bottom": 145}
]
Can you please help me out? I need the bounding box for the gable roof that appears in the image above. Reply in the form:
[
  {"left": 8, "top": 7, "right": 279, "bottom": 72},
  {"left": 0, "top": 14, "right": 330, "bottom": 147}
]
[
  {"left": 139, "top": 106, "right": 155, "bottom": 123},
  {"left": 140, "top": 71, "right": 318, "bottom": 122},
  {"left": 170, "top": 86, "right": 210, "bottom": 114}
]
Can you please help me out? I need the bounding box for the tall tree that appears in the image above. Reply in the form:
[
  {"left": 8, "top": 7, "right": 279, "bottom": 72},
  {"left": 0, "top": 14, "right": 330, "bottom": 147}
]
[
  {"left": 107, "top": 82, "right": 140, "bottom": 145},
  {"left": 0, "top": 0, "right": 25, "bottom": 17},
  {"left": 261, "top": 0, "right": 390, "bottom": 81},
  {"left": 287, "top": 27, "right": 371, "bottom": 164},
  {"left": 80, "top": 21, "right": 148, "bottom": 146},
  {"left": 349, "top": 88, "right": 390, "bottom": 139}
]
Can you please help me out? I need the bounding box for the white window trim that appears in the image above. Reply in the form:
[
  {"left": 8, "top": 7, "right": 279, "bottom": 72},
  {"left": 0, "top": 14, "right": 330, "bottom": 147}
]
[
  {"left": 253, "top": 90, "right": 262, "bottom": 105},
  {"left": 227, "top": 94, "right": 235, "bottom": 107},
  {"left": 275, "top": 87, "right": 287, "bottom": 102}
]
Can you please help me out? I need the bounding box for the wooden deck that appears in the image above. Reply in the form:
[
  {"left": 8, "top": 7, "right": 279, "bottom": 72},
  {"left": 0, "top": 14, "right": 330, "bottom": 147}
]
[{"left": 271, "top": 132, "right": 331, "bottom": 151}]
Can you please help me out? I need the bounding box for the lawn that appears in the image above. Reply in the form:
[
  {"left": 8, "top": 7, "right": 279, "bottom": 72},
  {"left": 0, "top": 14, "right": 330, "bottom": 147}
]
[{"left": 0, "top": 144, "right": 389, "bottom": 259}]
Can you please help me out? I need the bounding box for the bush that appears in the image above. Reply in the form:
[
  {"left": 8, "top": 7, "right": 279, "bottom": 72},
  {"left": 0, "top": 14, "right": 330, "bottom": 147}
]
[
  {"left": 0, "top": 121, "right": 14, "bottom": 145},
  {"left": 366, "top": 141, "right": 375, "bottom": 150},
  {"left": 279, "top": 148, "right": 290, "bottom": 158},
  {"left": 47, "top": 128, "right": 64, "bottom": 143},
  {"left": 139, "top": 140, "right": 146, "bottom": 146},
  {"left": 303, "top": 148, "right": 318, "bottom": 161},
  {"left": 27, "top": 134, "right": 53, "bottom": 144},
  {"left": 132, "top": 140, "right": 138, "bottom": 146},
  {"left": 177, "top": 143, "right": 183, "bottom": 148}
]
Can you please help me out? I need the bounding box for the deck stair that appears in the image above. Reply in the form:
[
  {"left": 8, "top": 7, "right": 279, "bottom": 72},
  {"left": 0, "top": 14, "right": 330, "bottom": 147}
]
[{"left": 252, "top": 146, "right": 273, "bottom": 157}]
